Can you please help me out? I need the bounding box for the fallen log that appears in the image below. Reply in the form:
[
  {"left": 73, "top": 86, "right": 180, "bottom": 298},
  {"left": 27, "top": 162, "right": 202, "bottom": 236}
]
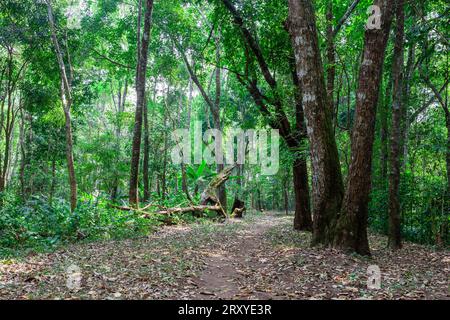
[
  {"left": 109, "top": 203, "right": 165, "bottom": 212},
  {"left": 200, "top": 165, "right": 236, "bottom": 207},
  {"left": 198, "top": 165, "right": 236, "bottom": 218},
  {"left": 154, "top": 205, "right": 223, "bottom": 215},
  {"left": 109, "top": 165, "right": 235, "bottom": 220}
]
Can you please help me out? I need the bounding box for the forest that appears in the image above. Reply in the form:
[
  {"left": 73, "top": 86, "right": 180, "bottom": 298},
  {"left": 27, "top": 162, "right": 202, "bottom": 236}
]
[{"left": 0, "top": 0, "right": 448, "bottom": 300}]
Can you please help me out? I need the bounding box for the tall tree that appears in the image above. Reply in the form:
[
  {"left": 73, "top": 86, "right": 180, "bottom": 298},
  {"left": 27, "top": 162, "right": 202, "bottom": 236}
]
[
  {"left": 287, "top": 0, "right": 344, "bottom": 243},
  {"left": 46, "top": 0, "right": 77, "bottom": 212},
  {"left": 222, "top": 0, "right": 312, "bottom": 230},
  {"left": 388, "top": 0, "right": 405, "bottom": 250},
  {"left": 129, "top": 0, "right": 154, "bottom": 206},
  {"left": 214, "top": 28, "right": 227, "bottom": 211},
  {"left": 333, "top": 0, "right": 394, "bottom": 255}
]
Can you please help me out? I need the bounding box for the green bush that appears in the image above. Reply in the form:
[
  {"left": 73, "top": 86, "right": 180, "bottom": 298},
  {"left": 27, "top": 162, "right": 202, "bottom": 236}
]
[{"left": 0, "top": 193, "right": 160, "bottom": 257}]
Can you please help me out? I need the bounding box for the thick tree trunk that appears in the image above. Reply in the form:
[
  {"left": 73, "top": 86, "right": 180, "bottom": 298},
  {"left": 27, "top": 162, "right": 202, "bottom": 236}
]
[
  {"left": 287, "top": 0, "right": 344, "bottom": 245},
  {"left": 387, "top": 0, "right": 405, "bottom": 250},
  {"left": 291, "top": 65, "right": 313, "bottom": 231},
  {"left": 333, "top": 0, "right": 394, "bottom": 255},
  {"left": 293, "top": 158, "right": 312, "bottom": 230},
  {"left": 129, "top": 0, "right": 154, "bottom": 206}
]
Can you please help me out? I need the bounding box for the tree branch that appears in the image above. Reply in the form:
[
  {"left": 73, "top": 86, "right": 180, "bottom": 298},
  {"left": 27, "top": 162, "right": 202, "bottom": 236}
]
[{"left": 332, "top": 0, "right": 362, "bottom": 38}]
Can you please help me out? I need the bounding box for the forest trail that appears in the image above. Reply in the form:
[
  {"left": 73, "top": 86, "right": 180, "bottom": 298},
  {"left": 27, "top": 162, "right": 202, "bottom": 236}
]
[
  {"left": 192, "top": 214, "right": 282, "bottom": 299},
  {"left": 0, "top": 211, "right": 448, "bottom": 300}
]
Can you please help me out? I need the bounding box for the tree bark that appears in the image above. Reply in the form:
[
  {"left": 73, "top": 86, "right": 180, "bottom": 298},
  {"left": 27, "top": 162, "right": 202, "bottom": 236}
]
[
  {"left": 287, "top": 0, "right": 344, "bottom": 245},
  {"left": 214, "top": 30, "right": 227, "bottom": 212},
  {"left": 283, "top": 173, "right": 289, "bottom": 215},
  {"left": 380, "top": 76, "right": 391, "bottom": 181},
  {"left": 388, "top": 0, "right": 405, "bottom": 250},
  {"left": 326, "top": 0, "right": 336, "bottom": 114},
  {"left": 143, "top": 80, "right": 155, "bottom": 203},
  {"left": 446, "top": 114, "right": 450, "bottom": 197},
  {"left": 129, "top": 0, "right": 154, "bottom": 206},
  {"left": 291, "top": 68, "right": 312, "bottom": 230},
  {"left": 162, "top": 98, "right": 168, "bottom": 200},
  {"left": 19, "top": 108, "right": 26, "bottom": 199},
  {"left": 143, "top": 97, "right": 150, "bottom": 202},
  {"left": 333, "top": 0, "right": 394, "bottom": 255}
]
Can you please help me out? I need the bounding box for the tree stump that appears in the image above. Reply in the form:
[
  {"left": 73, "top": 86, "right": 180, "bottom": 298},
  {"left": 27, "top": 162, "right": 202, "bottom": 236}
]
[{"left": 231, "top": 197, "right": 246, "bottom": 218}]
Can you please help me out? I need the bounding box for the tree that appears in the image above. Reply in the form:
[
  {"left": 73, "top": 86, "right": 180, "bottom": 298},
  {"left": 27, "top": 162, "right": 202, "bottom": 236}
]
[
  {"left": 287, "top": 0, "right": 343, "bottom": 242},
  {"left": 46, "top": 0, "right": 77, "bottom": 212},
  {"left": 222, "top": 0, "right": 313, "bottom": 230},
  {"left": 288, "top": 0, "right": 395, "bottom": 253},
  {"left": 333, "top": 0, "right": 394, "bottom": 255},
  {"left": 387, "top": 0, "right": 405, "bottom": 250},
  {"left": 129, "top": 0, "right": 154, "bottom": 206}
]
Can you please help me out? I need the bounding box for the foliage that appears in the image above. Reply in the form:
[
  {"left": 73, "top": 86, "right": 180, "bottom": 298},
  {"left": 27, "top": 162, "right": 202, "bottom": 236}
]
[{"left": 0, "top": 193, "right": 159, "bottom": 257}]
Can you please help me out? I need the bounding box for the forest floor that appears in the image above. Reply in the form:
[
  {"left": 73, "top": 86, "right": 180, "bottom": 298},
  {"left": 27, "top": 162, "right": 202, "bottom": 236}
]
[{"left": 0, "top": 211, "right": 448, "bottom": 300}]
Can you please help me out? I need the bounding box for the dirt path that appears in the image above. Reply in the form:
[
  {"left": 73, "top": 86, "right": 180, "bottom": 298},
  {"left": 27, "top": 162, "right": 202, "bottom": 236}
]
[
  {"left": 0, "top": 212, "right": 448, "bottom": 300},
  {"left": 193, "top": 215, "right": 281, "bottom": 299}
]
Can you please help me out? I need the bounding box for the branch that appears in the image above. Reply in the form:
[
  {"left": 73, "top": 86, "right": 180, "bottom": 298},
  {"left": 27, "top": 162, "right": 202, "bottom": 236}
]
[
  {"left": 332, "top": 0, "right": 362, "bottom": 38},
  {"left": 221, "top": 0, "right": 277, "bottom": 89},
  {"left": 411, "top": 77, "right": 449, "bottom": 121},
  {"left": 419, "top": 69, "right": 449, "bottom": 115},
  {"left": 169, "top": 33, "right": 220, "bottom": 122},
  {"left": 91, "top": 48, "right": 134, "bottom": 70}
]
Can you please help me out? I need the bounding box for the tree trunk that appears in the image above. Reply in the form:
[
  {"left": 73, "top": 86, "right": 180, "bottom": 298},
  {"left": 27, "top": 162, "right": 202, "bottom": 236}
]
[
  {"left": 326, "top": 0, "right": 336, "bottom": 115},
  {"left": 291, "top": 64, "right": 313, "bottom": 231},
  {"left": 446, "top": 115, "right": 450, "bottom": 197},
  {"left": 287, "top": 0, "right": 344, "bottom": 245},
  {"left": 283, "top": 175, "right": 289, "bottom": 215},
  {"left": 387, "top": 0, "right": 405, "bottom": 250},
  {"left": 293, "top": 157, "right": 312, "bottom": 230},
  {"left": 223, "top": 0, "right": 312, "bottom": 229},
  {"left": 19, "top": 108, "right": 26, "bottom": 199},
  {"left": 46, "top": 0, "right": 77, "bottom": 212},
  {"left": 63, "top": 108, "right": 77, "bottom": 212},
  {"left": 129, "top": 0, "right": 154, "bottom": 206},
  {"left": 380, "top": 77, "right": 391, "bottom": 182},
  {"left": 333, "top": 0, "right": 394, "bottom": 255},
  {"left": 143, "top": 98, "right": 150, "bottom": 202},
  {"left": 214, "top": 30, "right": 227, "bottom": 212}
]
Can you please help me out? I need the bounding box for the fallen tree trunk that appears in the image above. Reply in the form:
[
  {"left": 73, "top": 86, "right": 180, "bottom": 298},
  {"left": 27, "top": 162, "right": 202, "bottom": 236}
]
[
  {"left": 109, "top": 202, "right": 164, "bottom": 212},
  {"left": 109, "top": 165, "right": 235, "bottom": 220},
  {"left": 200, "top": 165, "right": 235, "bottom": 207},
  {"left": 154, "top": 205, "right": 223, "bottom": 215},
  {"left": 110, "top": 203, "right": 224, "bottom": 219}
]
